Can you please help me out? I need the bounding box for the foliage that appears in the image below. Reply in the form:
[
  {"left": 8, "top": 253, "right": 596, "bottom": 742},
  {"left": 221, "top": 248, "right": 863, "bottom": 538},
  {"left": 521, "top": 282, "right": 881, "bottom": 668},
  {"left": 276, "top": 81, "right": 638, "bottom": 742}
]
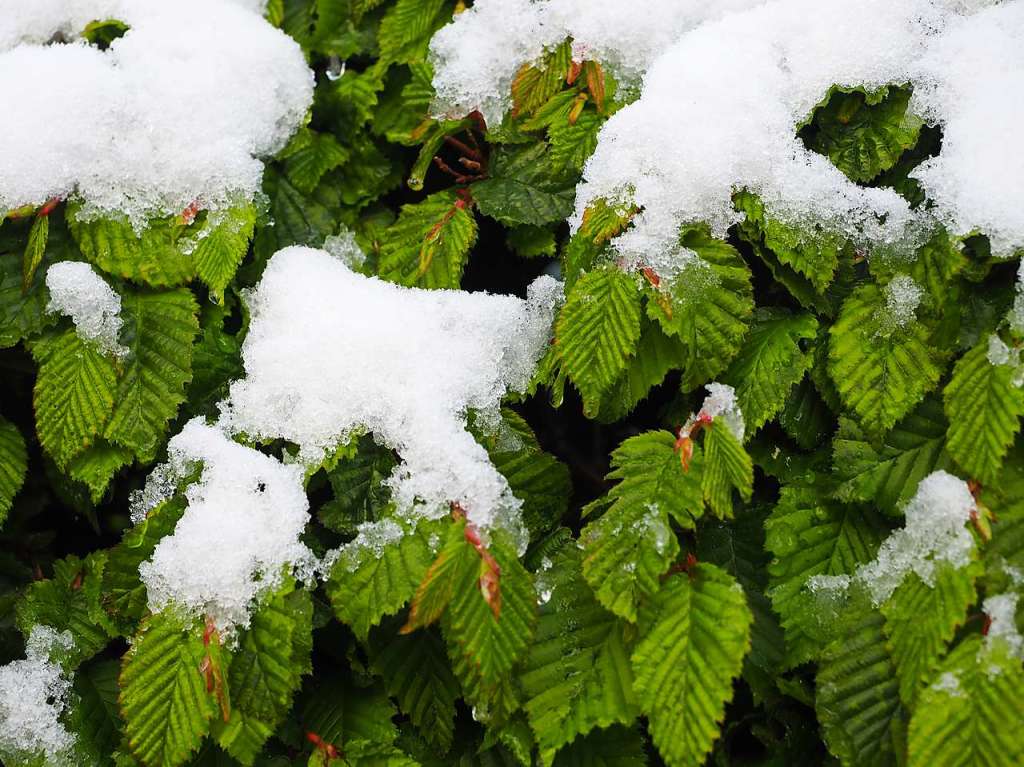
[{"left": 0, "top": 4, "right": 1022, "bottom": 767}]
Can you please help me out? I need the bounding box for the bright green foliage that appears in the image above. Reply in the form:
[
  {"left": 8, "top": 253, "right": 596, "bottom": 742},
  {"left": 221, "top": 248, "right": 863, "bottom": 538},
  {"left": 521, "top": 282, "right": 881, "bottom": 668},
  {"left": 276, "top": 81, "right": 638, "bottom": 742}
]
[
  {"left": 581, "top": 431, "right": 698, "bottom": 621},
  {"left": 120, "top": 614, "right": 221, "bottom": 766},
  {"left": 833, "top": 397, "right": 953, "bottom": 515},
  {"left": 802, "top": 86, "right": 923, "bottom": 183},
  {"left": 105, "top": 287, "right": 198, "bottom": 463},
  {"left": 23, "top": 215, "right": 48, "bottom": 291},
  {"left": 829, "top": 284, "right": 942, "bottom": 437},
  {"left": 631, "top": 564, "right": 752, "bottom": 767},
  {"left": 556, "top": 267, "right": 642, "bottom": 416},
  {"left": 701, "top": 421, "right": 753, "bottom": 518},
  {"left": 908, "top": 637, "right": 1024, "bottom": 767},
  {"left": 945, "top": 338, "right": 1024, "bottom": 483},
  {"left": 561, "top": 199, "right": 637, "bottom": 288},
  {"left": 378, "top": 190, "right": 478, "bottom": 288},
  {"left": 722, "top": 309, "right": 818, "bottom": 433},
  {"left": 645, "top": 226, "right": 754, "bottom": 389},
  {"left": 521, "top": 546, "right": 639, "bottom": 764},
  {"left": 473, "top": 144, "right": 576, "bottom": 227},
  {"left": 1, "top": 236, "right": 56, "bottom": 347},
  {"left": 280, "top": 130, "right": 351, "bottom": 194},
  {"left": 550, "top": 726, "right": 647, "bottom": 767},
  {"left": 32, "top": 329, "right": 118, "bottom": 468},
  {"left": 0, "top": 417, "right": 27, "bottom": 521},
  {"left": 325, "top": 518, "right": 437, "bottom": 639},
  {"left": 815, "top": 609, "right": 901, "bottom": 767},
  {"left": 882, "top": 564, "right": 979, "bottom": 706},
  {"left": 216, "top": 580, "right": 313, "bottom": 764},
  {"left": 377, "top": 0, "right": 451, "bottom": 65},
  {"left": 766, "top": 487, "right": 888, "bottom": 666},
  {"left": 191, "top": 204, "right": 257, "bottom": 299}
]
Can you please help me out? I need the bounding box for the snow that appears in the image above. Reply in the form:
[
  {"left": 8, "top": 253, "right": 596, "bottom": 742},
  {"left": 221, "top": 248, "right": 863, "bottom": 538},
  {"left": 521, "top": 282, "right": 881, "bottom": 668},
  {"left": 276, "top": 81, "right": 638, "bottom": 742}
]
[
  {"left": 559, "top": 0, "right": 1023, "bottom": 280},
  {"left": 428, "top": 0, "right": 766, "bottom": 128},
  {"left": 931, "top": 671, "right": 964, "bottom": 697},
  {"left": 811, "top": 471, "right": 976, "bottom": 605},
  {"left": 881, "top": 276, "right": 924, "bottom": 332},
  {"left": 45, "top": 262, "right": 127, "bottom": 358},
  {"left": 138, "top": 419, "right": 316, "bottom": 633},
  {"left": 220, "top": 246, "right": 561, "bottom": 543},
  {"left": 983, "top": 592, "right": 1023, "bottom": 659},
  {"left": 323, "top": 229, "right": 367, "bottom": 270},
  {"left": 0, "top": 0, "right": 311, "bottom": 227},
  {"left": 0, "top": 627, "right": 76, "bottom": 766},
  {"left": 680, "top": 382, "right": 745, "bottom": 441}
]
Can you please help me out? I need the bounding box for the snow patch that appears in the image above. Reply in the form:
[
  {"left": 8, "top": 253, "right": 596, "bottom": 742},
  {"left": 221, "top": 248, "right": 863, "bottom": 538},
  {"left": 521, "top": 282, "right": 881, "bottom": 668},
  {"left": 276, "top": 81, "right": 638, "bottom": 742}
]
[{"left": 45, "top": 262, "right": 127, "bottom": 358}]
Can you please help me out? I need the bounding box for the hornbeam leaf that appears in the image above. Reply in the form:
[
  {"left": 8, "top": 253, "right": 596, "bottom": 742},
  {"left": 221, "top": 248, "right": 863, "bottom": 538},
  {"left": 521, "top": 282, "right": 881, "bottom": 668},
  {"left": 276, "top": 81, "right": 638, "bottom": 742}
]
[
  {"left": 0, "top": 417, "right": 27, "bottom": 523},
  {"left": 631, "top": 564, "right": 752, "bottom": 767}
]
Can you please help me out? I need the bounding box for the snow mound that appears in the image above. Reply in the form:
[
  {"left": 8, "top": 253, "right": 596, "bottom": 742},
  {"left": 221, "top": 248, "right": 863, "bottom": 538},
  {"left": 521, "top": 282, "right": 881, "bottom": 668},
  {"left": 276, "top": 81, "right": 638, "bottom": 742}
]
[
  {"left": 45, "top": 262, "right": 127, "bottom": 357},
  {"left": 0, "top": 0, "right": 311, "bottom": 226}
]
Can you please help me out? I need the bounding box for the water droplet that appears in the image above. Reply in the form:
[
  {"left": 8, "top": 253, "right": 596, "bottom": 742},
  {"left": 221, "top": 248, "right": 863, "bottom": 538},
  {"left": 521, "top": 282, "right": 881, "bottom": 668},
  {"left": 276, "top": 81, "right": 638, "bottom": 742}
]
[{"left": 326, "top": 55, "right": 345, "bottom": 81}]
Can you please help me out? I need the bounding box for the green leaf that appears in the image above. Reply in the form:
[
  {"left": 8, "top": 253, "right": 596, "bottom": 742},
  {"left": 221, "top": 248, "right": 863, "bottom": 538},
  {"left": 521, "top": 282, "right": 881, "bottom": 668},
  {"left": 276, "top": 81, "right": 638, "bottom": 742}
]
[
  {"left": 377, "top": 0, "right": 450, "bottom": 66},
  {"left": 0, "top": 233, "right": 55, "bottom": 347},
  {"left": 253, "top": 166, "right": 338, "bottom": 258},
  {"left": 507, "top": 225, "right": 557, "bottom": 259},
  {"left": 68, "top": 442, "right": 134, "bottom": 503},
  {"left": 491, "top": 448, "right": 571, "bottom": 540},
  {"left": 581, "top": 431, "right": 698, "bottom": 621},
  {"left": 778, "top": 375, "right": 833, "bottom": 449},
  {"left": 944, "top": 339, "right": 1024, "bottom": 484},
  {"left": 281, "top": 130, "right": 351, "bottom": 194},
  {"left": 734, "top": 191, "right": 843, "bottom": 293},
  {"left": 511, "top": 41, "right": 573, "bottom": 118},
  {"left": 765, "top": 487, "right": 888, "bottom": 666},
  {"left": 816, "top": 608, "right": 901, "bottom": 767},
  {"left": 548, "top": 112, "right": 603, "bottom": 175},
  {"left": 217, "top": 581, "right": 313, "bottom": 764},
  {"left": 520, "top": 547, "right": 639, "bottom": 764},
  {"left": 631, "top": 564, "right": 752, "bottom": 767},
  {"left": 403, "top": 520, "right": 478, "bottom": 633},
  {"left": 319, "top": 435, "right": 397, "bottom": 536},
  {"left": 803, "top": 86, "right": 922, "bottom": 183},
  {"left": 378, "top": 190, "right": 477, "bottom": 289},
  {"left": 370, "top": 624, "right": 460, "bottom": 751},
  {"left": 68, "top": 209, "right": 195, "bottom": 287},
  {"left": 22, "top": 214, "right": 48, "bottom": 291},
  {"left": 882, "top": 564, "right": 979, "bottom": 707},
  {"left": 871, "top": 230, "right": 967, "bottom": 307},
  {"left": 192, "top": 204, "right": 257, "bottom": 300},
  {"left": 833, "top": 397, "right": 954, "bottom": 515},
  {"left": 645, "top": 227, "right": 753, "bottom": 390},
  {"left": 32, "top": 329, "right": 118, "bottom": 468},
  {"left": 561, "top": 199, "right": 637, "bottom": 290},
  {"left": 105, "top": 288, "right": 199, "bottom": 463},
  {"left": 0, "top": 417, "right": 27, "bottom": 522},
  {"left": 472, "top": 144, "right": 576, "bottom": 227},
  {"left": 325, "top": 518, "right": 436, "bottom": 639},
  {"left": 17, "top": 554, "right": 112, "bottom": 668},
  {"left": 721, "top": 310, "right": 818, "bottom": 433},
  {"left": 120, "top": 614, "right": 217, "bottom": 767},
  {"left": 550, "top": 725, "right": 647, "bottom": 767},
  {"left": 302, "top": 677, "right": 398, "bottom": 748},
  {"left": 72, "top": 658, "right": 123, "bottom": 765},
  {"left": 701, "top": 421, "right": 753, "bottom": 519},
  {"left": 907, "top": 636, "right": 1024, "bottom": 767},
  {"left": 556, "top": 267, "right": 642, "bottom": 417},
  {"left": 829, "top": 284, "right": 942, "bottom": 437}
]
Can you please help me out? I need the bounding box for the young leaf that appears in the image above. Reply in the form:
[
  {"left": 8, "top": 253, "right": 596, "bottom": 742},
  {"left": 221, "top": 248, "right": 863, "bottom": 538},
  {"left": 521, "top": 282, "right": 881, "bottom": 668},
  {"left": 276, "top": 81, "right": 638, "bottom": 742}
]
[
  {"left": 22, "top": 213, "right": 48, "bottom": 291},
  {"left": 881, "top": 564, "right": 979, "bottom": 706},
  {"left": 472, "top": 144, "right": 576, "bottom": 227},
  {"left": 378, "top": 190, "right": 477, "bottom": 289},
  {"left": 32, "top": 329, "right": 118, "bottom": 468},
  {"left": 646, "top": 227, "right": 754, "bottom": 390},
  {"left": 0, "top": 417, "right": 27, "bottom": 522},
  {"left": 192, "top": 204, "right": 257, "bottom": 300},
  {"left": 68, "top": 442, "right": 134, "bottom": 503},
  {"left": 562, "top": 199, "right": 637, "bottom": 289},
  {"left": 556, "top": 267, "right": 642, "bottom": 417},
  {"left": 377, "top": 0, "right": 450, "bottom": 66},
  {"left": 520, "top": 547, "right": 640, "bottom": 765},
  {"left": 280, "top": 130, "right": 350, "bottom": 195},
  {"left": 631, "top": 564, "right": 752, "bottom": 767},
  {"left": 829, "top": 284, "right": 942, "bottom": 437},
  {"left": 72, "top": 658, "right": 123, "bottom": 764},
  {"left": 104, "top": 288, "right": 199, "bottom": 463},
  {"left": 1, "top": 236, "right": 56, "bottom": 347},
  {"left": 944, "top": 339, "right": 1024, "bottom": 484},
  {"left": 721, "top": 309, "right": 818, "bottom": 433},
  {"left": 907, "top": 637, "right": 1024, "bottom": 767},
  {"left": 701, "top": 421, "right": 753, "bottom": 519},
  {"left": 120, "top": 614, "right": 218, "bottom": 767},
  {"left": 816, "top": 608, "right": 901, "bottom": 767}
]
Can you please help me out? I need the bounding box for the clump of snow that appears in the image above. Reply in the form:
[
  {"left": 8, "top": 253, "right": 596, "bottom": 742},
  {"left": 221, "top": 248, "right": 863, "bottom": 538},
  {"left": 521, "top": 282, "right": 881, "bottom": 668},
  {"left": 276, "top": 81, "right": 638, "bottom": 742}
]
[
  {"left": 812, "top": 471, "right": 976, "bottom": 605},
  {"left": 220, "top": 247, "right": 561, "bottom": 542},
  {"left": 910, "top": 2, "right": 1024, "bottom": 256},
  {"left": 138, "top": 419, "right": 316, "bottom": 633},
  {"left": 680, "top": 382, "right": 745, "bottom": 441},
  {"left": 325, "top": 518, "right": 407, "bottom": 575},
  {"left": 428, "top": 0, "right": 765, "bottom": 127},
  {"left": 0, "top": 627, "right": 76, "bottom": 766},
  {"left": 881, "top": 275, "right": 924, "bottom": 332},
  {"left": 931, "top": 671, "right": 964, "bottom": 697},
  {"left": 983, "top": 592, "right": 1023, "bottom": 659},
  {"left": 323, "top": 229, "right": 366, "bottom": 270},
  {"left": 45, "top": 262, "right": 127, "bottom": 357},
  {"left": 566, "top": 0, "right": 1022, "bottom": 278},
  {"left": 0, "top": 0, "right": 311, "bottom": 226}
]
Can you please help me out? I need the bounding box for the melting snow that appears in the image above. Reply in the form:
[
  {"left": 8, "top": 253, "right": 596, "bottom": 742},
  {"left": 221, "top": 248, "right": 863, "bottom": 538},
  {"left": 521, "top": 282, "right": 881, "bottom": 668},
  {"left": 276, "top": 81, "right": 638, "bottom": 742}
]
[{"left": 45, "top": 262, "right": 127, "bottom": 358}]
